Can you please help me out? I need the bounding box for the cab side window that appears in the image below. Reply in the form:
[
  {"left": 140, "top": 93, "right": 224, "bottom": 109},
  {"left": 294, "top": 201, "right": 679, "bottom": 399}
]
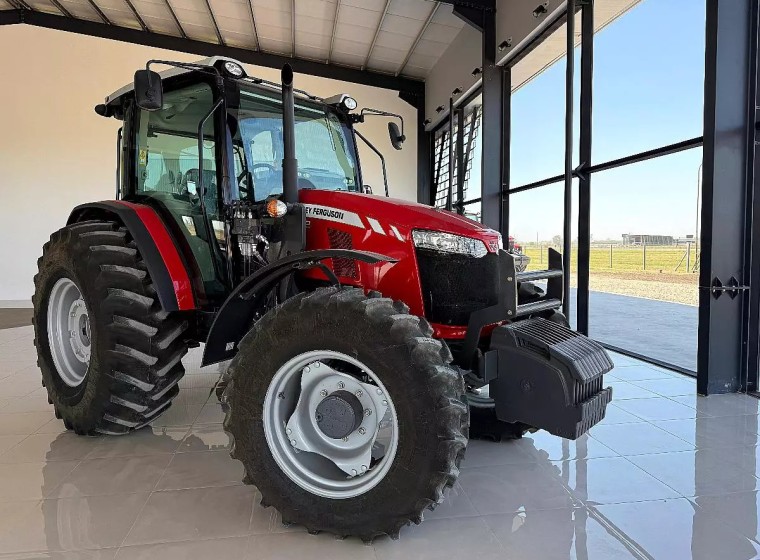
[{"left": 133, "top": 82, "right": 226, "bottom": 299}]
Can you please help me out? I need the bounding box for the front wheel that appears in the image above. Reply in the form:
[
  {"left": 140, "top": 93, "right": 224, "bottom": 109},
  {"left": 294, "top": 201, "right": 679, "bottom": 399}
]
[{"left": 223, "top": 287, "right": 469, "bottom": 541}]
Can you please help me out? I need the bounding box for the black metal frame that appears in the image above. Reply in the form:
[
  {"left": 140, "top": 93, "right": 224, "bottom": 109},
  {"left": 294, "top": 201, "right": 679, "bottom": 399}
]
[
  {"left": 698, "top": 0, "right": 760, "bottom": 393},
  {"left": 424, "top": 0, "right": 720, "bottom": 379}
]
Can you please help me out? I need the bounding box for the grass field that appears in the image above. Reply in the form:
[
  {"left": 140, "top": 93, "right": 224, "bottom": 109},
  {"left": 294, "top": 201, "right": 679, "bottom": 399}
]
[
  {"left": 519, "top": 244, "right": 700, "bottom": 305},
  {"left": 521, "top": 244, "right": 700, "bottom": 275}
]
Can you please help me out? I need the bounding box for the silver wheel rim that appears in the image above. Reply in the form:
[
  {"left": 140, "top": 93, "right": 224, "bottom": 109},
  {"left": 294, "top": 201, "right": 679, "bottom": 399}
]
[
  {"left": 47, "top": 277, "right": 91, "bottom": 388},
  {"left": 263, "top": 350, "right": 399, "bottom": 499}
]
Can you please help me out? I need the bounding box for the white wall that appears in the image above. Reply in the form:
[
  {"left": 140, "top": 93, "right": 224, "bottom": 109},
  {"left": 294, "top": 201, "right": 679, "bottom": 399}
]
[{"left": 0, "top": 25, "right": 417, "bottom": 304}]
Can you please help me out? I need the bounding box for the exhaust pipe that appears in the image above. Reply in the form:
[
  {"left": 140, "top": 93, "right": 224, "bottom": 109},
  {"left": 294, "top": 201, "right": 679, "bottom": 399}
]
[{"left": 281, "top": 64, "right": 299, "bottom": 204}]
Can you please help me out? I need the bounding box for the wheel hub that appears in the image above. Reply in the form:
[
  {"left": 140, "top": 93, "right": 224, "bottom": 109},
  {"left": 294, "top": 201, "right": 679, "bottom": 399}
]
[
  {"left": 47, "top": 277, "right": 91, "bottom": 388},
  {"left": 315, "top": 390, "right": 364, "bottom": 440},
  {"left": 263, "top": 350, "right": 398, "bottom": 499}
]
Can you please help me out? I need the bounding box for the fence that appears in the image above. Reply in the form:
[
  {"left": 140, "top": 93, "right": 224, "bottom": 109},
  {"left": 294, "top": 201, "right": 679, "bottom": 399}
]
[{"left": 521, "top": 243, "right": 700, "bottom": 274}]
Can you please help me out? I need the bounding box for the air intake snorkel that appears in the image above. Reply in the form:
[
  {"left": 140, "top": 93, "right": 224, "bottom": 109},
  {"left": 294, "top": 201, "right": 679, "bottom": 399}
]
[{"left": 281, "top": 64, "right": 299, "bottom": 204}]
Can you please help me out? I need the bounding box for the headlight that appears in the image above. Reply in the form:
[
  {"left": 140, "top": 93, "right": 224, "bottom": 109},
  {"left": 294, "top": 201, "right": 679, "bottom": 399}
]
[{"left": 412, "top": 230, "right": 488, "bottom": 258}]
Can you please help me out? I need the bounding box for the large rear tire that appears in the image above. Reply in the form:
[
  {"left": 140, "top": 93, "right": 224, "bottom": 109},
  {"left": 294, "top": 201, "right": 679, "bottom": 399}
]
[
  {"left": 223, "top": 287, "right": 469, "bottom": 541},
  {"left": 32, "top": 220, "right": 190, "bottom": 435}
]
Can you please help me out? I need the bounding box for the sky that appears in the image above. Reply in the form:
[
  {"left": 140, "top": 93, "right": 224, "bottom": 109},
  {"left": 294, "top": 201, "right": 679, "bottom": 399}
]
[{"left": 468, "top": 0, "right": 706, "bottom": 243}]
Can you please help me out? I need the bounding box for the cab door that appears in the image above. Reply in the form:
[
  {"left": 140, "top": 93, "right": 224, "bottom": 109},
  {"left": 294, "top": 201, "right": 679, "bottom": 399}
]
[{"left": 129, "top": 81, "right": 228, "bottom": 304}]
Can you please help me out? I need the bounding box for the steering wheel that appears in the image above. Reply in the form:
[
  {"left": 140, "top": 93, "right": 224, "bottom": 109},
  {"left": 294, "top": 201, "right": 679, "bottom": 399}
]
[{"left": 252, "top": 163, "right": 277, "bottom": 176}]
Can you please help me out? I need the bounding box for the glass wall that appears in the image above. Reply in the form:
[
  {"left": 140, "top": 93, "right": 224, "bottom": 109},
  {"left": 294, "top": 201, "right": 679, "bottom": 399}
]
[
  {"left": 588, "top": 148, "right": 702, "bottom": 370},
  {"left": 585, "top": 0, "right": 705, "bottom": 371},
  {"left": 426, "top": 0, "right": 706, "bottom": 372}
]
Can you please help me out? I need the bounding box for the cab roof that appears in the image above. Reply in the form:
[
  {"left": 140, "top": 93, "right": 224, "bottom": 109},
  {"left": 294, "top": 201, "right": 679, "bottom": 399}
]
[{"left": 103, "top": 56, "right": 241, "bottom": 110}]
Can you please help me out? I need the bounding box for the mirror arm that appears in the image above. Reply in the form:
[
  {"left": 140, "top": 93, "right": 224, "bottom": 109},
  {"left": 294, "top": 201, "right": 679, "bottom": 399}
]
[
  {"left": 359, "top": 108, "right": 405, "bottom": 138},
  {"left": 354, "top": 130, "right": 389, "bottom": 197}
]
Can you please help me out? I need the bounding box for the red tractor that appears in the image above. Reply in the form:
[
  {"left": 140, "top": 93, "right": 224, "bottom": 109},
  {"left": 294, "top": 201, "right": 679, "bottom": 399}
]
[{"left": 32, "top": 58, "right": 612, "bottom": 541}]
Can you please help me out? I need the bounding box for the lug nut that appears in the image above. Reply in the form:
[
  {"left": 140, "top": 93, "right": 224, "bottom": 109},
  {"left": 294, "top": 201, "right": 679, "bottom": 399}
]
[
  {"left": 337, "top": 381, "right": 345, "bottom": 389},
  {"left": 364, "top": 409, "right": 372, "bottom": 417},
  {"left": 358, "top": 427, "right": 366, "bottom": 435},
  {"left": 304, "top": 366, "right": 311, "bottom": 373},
  {"left": 355, "top": 390, "right": 363, "bottom": 398},
  {"left": 320, "top": 389, "right": 328, "bottom": 397},
  {"left": 290, "top": 439, "right": 296, "bottom": 446},
  {"left": 376, "top": 388, "right": 383, "bottom": 395},
  {"left": 351, "top": 469, "right": 357, "bottom": 476},
  {"left": 382, "top": 400, "right": 388, "bottom": 406},
  {"left": 361, "top": 465, "right": 367, "bottom": 472},
  {"left": 314, "top": 362, "right": 320, "bottom": 368},
  {"left": 286, "top": 428, "right": 292, "bottom": 435}
]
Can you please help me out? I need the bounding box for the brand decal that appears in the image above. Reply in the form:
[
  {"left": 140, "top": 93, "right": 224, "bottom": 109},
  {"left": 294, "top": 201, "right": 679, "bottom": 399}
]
[{"left": 304, "top": 204, "right": 364, "bottom": 228}]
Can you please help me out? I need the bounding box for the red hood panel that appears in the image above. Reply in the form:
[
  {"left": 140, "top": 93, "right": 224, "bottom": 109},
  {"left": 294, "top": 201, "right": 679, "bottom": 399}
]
[{"left": 298, "top": 190, "right": 500, "bottom": 247}]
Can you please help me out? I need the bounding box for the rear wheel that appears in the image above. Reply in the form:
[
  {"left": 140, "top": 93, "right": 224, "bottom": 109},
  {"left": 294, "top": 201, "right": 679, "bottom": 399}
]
[
  {"left": 224, "top": 286, "right": 469, "bottom": 541},
  {"left": 32, "top": 220, "right": 190, "bottom": 435}
]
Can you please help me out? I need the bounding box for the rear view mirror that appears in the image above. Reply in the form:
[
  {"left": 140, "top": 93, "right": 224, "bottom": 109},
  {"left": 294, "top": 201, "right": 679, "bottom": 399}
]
[
  {"left": 388, "top": 122, "right": 405, "bottom": 150},
  {"left": 134, "top": 69, "right": 163, "bottom": 111}
]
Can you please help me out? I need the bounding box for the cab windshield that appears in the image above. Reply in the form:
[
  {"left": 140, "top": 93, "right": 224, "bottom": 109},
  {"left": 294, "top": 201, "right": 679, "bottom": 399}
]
[{"left": 229, "top": 87, "right": 360, "bottom": 201}]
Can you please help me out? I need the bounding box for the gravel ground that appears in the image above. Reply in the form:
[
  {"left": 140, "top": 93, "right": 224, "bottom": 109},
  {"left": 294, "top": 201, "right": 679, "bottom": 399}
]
[{"left": 569, "top": 271, "right": 698, "bottom": 306}]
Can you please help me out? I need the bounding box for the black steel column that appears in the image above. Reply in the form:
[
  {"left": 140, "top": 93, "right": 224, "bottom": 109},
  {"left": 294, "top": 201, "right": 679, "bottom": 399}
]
[
  {"left": 501, "top": 66, "right": 511, "bottom": 237},
  {"left": 480, "top": 9, "right": 505, "bottom": 231},
  {"left": 745, "top": 0, "right": 760, "bottom": 392},
  {"left": 456, "top": 107, "right": 465, "bottom": 213},
  {"left": 411, "top": 91, "right": 432, "bottom": 205},
  {"left": 562, "top": 1, "right": 576, "bottom": 319},
  {"left": 447, "top": 96, "right": 455, "bottom": 210},
  {"left": 577, "top": 0, "right": 594, "bottom": 335},
  {"left": 698, "top": 0, "right": 757, "bottom": 394}
]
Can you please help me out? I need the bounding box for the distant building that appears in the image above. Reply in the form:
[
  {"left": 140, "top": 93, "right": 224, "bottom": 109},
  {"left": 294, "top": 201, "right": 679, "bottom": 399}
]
[{"left": 621, "top": 233, "right": 674, "bottom": 246}]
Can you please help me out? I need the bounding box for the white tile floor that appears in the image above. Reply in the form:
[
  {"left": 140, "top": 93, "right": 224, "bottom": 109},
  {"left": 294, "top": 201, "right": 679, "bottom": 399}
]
[{"left": 2, "top": 325, "right": 760, "bottom": 558}]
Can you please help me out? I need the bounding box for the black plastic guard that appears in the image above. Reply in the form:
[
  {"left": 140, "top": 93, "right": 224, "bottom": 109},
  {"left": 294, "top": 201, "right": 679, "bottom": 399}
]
[
  {"left": 489, "top": 318, "right": 613, "bottom": 440},
  {"left": 201, "top": 249, "right": 396, "bottom": 367}
]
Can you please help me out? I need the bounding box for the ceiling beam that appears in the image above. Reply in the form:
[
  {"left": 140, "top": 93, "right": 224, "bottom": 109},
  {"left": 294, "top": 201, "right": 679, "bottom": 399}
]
[
  {"left": 86, "top": 0, "right": 111, "bottom": 25},
  {"left": 327, "top": 0, "right": 340, "bottom": 64},
  {"left": 8, "top": 0, "right": 32, "bottom": 10},
  {"left": 123, "top": 0, "right": 148, "bottom": 32},
  {"left": 290, "top": 0, "right": 295, "bottom": 56},
  {"left": 363, "top": 0, "right": 390, "bottom": 70},
  {"left": 202, "top": 0, "right": 224, "bottom": 46},
  {"left": 245, "top": 0, "right": 259, "bottom": 50},
  {"left": 15, "top": 10, "right": 424, "bottom": 94},
  {"left": 163, "top": 0, "right": 186, "bottom": 39},
  {"left": 48, "top": 0, "right": 72, "bottom": 18},
  {"left": 0, "top": 8, "right": 22, "bottom": 23},
  {"left": 396, "top": 2, "right": 439, "bottom": 76}
]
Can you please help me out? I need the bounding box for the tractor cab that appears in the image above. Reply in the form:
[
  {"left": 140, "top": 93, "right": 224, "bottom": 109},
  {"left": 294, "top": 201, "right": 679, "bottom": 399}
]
[{"left": 96, "top": 57, "right": 401, "bottom": 307}]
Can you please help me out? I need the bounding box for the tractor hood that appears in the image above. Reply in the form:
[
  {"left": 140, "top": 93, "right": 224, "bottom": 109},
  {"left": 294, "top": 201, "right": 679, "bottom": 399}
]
[{"left": 299, "top": 190, "right": 501, "bottom": 250}]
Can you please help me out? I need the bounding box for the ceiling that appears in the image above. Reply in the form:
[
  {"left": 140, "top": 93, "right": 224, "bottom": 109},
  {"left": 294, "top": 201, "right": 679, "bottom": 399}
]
[{"left": 0, "top": 0, "right": 467, "bottom": 80}]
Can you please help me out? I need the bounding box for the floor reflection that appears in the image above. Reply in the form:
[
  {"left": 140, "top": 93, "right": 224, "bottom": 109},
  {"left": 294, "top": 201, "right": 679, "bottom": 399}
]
[{"left": 12, "top": 361, "right": 760, "bottom": 558}]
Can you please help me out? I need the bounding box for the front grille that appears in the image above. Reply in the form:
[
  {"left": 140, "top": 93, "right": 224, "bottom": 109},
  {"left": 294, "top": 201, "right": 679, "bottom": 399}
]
[
  {"left": 415, "top": 248, "right": 499, "bottom": 325},
  {"left": 328, "top": 228, "right": 358, "bottom": 279}
]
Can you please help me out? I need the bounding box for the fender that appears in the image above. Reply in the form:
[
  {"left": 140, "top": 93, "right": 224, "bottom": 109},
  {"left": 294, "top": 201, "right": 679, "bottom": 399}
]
[
  {"left": 202, "top": 249, "right": 397, "bottom": 366},
  {"left": 67, "top": 201, "right": 195, "bottom": 312}
]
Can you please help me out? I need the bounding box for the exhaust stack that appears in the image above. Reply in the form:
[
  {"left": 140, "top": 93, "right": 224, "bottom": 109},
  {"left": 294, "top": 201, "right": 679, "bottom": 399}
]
[{"left": 281, "top": 64, "right": 299, "bottom": 204}]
